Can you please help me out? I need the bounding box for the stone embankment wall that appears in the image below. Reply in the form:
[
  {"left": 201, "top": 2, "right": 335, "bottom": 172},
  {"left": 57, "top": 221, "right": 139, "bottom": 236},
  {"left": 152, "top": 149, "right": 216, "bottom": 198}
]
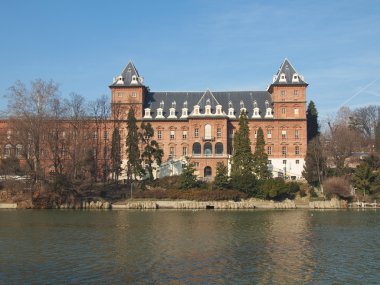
[
  {"left": 309, "top": 198, "right": 346, "bottom": 209},
  {"left": 56, "top": 200, "right": 111, "bottom": 209},
  {"left": 113, "top": 199, "right": 297, "bottom": 209}
]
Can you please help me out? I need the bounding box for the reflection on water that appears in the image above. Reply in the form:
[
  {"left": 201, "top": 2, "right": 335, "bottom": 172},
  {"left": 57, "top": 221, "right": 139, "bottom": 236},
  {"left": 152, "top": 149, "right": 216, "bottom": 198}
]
[{"left": 0, "top": 210, "right": 379, "bottom": 284}]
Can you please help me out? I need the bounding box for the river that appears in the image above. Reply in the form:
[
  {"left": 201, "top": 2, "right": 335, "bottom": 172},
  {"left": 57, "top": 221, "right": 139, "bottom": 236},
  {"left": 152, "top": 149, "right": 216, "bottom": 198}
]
[{"left": 0, "top": 209, "right": 379, "bottom": 284}]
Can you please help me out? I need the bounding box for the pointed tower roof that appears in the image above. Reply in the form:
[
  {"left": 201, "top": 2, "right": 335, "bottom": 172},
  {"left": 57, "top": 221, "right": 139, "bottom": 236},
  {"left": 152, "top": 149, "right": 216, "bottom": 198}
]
[
  {"left": 270, "top": 58, "right": 308, "bottom": 86},
  {"left": 110, "top": 61, "right": 144, "bottom": 87}
]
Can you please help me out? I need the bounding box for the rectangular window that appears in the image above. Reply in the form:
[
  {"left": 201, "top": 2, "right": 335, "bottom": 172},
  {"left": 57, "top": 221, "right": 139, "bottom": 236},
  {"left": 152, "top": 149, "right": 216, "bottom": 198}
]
[
  {"left": 281, "top": 90, "right": 286, "bottom": 96},
  {"left": 281, "top": 130, "right": 286, "bottom": 139},
  {"left": 283, "top": 160, "right": 287, "bottom": 165},
  {"left": 282, "top": 146, "right": 287, "bottom": 156},
  {"left": 170, "top": 147, "right": 175, "bottom": 157},
  {"left": 170, "top": 130, "right": 175, "bottom": 140},
  {"left": 182, "top": 147, "right": 187, "bottom": 156},
  {"left": 93, "top": 130, "right": 98, "bottom": 140},
  {"left": 268, "top": 160, "right": 272, "bottom": 164},
  {"left": 295, "top": 146, "right": 300, "bottom": 155},
  {"left": 295, "top": 130, "right": 299, "bottom": 139},
  {"left": 267, "top": 146, "right": 272, "bottom": 155},
  {"left": 194, "top": 162, "right": 200, "bottom": 167},
  {"left": 267, "top": 129, "right": 272, "bottom": 139},
  {"left": 195, "top": 128, "right": 199, "bottom": 138},
  {"left": 217, "top": 128, "right": 221, "bottom": 138},
  {"left": 294, "top": 108, "right": 299, "bottom": 116},
  {"left": 296, "top": 160, "right": 300, "bottom": 164},
  {"left": 131, "top": 92, "right": 136, "bottom": 97},
  {"left": 294, "top": 90, "right": 298, "bottom": 96},
  {"left": 281, "top": 107, "right": 286, "bottom": 114},
  {"left": 254, "top": 130, "right": 257, "bottom": 138},
  {"left": 182, "top": 131, "right": 187, "bottom": 139},
  {"left": 229, "top": 129, "right": 234, "bottom": 138},
  {"left": 158, "top": 130, "right": 162, "bottom": 140},
  {"left": 118, "top": 92, "right": 122, "bottom": 97}
]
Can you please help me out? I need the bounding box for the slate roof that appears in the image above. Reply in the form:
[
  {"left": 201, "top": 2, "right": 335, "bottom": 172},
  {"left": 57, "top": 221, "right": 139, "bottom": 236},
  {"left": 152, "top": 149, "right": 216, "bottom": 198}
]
[
  {"left": 271, "top": 58, "right": 307, "bottom": 86},
  {"left": 110, "top": 61, "right": 144, "bottom": 87},
  {"left": 143, "top": 90, "right": 272, "bottom": 119}
]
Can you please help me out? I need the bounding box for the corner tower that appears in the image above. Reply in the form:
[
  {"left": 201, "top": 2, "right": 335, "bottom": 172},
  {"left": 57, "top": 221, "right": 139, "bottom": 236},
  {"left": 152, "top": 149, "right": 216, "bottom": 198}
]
[
  {"left": 109, "top": 61, "right": 147, "bottom": 120},
  {"left": 268, "top": 58, "right": 308, "bottom": 120}
]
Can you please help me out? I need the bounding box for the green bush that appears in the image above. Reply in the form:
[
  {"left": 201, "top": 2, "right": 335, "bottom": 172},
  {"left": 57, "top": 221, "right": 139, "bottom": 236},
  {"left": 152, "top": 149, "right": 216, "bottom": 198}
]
[{"left": 260, "top": 178, "right": 300, "bottom": 201}]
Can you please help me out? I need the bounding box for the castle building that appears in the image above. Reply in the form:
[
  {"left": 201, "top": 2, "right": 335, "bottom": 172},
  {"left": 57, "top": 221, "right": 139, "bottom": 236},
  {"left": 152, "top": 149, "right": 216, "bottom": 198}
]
[{"left": 110, "top": 59, "right": 308, "bottom": 179}]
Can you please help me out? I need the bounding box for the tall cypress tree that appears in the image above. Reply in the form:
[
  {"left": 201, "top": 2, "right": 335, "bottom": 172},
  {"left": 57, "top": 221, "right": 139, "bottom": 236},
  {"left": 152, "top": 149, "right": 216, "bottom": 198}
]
[
  {"left": 126, "top": 108, "right": 142, "bottom": 182},
  {"left": 253, "top": 127, "right": 270, "bottom": 180},
  {"left": 110, "top": 127, "right": 122, "bottom": 182},
  {"left": 302, "top": 136, "right": 326, "bottom": 187},
  {"left": 376, "top": 123, "right": 380, "bottom": 153},
  {"left": 307, "top": 101, "right": 320, "bottom": 143},
  {"left": 231, "top": 110, "right": 253, "bottom": 176},
  {"left": 140, "top": 122, "right": 163, "bottom": 180}
]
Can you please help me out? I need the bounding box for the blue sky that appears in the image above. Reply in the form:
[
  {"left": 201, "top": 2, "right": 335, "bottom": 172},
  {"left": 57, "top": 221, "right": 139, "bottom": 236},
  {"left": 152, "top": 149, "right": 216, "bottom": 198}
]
[{"left": 0, "top": 0, "right": 379, "bottom": 118}]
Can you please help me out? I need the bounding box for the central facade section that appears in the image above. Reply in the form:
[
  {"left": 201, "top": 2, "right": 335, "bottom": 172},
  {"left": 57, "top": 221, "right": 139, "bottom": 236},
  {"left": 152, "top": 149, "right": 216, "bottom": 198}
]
[{"left": 110, "top": 59, "right": 308, "bottom": 180}]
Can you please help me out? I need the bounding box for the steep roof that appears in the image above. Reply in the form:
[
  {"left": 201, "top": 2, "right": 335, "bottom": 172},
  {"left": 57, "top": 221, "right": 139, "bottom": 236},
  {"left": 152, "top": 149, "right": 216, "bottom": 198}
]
[
  {"left": 110, "top": 61, "right": 144, "bottom": 87},
  {"left": 143, "top": 90, "right": 272, "bottom": 119},
  {"left": 271, "top": 58, "right": 307, "bottom": 86}
]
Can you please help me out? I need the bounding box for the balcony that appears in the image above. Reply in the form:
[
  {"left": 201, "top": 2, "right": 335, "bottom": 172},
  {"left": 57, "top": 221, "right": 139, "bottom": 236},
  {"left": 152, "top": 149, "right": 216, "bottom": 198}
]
[{"left": 202, "top": 136, "right": 215, "bottom": 142}]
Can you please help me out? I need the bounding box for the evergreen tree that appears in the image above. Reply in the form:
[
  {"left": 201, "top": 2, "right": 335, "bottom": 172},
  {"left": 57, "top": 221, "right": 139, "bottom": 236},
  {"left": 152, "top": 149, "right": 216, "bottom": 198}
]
[
  {"left": 83, "top": 149, "right": 97, "bottom": 181},
  {"left": 376, "top": 123, "right": 380, "bottom": 153},
  {"left": 214, "top": 162, "right": 230, "bottom": 189},
  {"left": 306, "top": 101, "right": 320, "bottom": 143},
  {"left": 253, "top": 127, "right": 270, "bottom": 180},
  {"left": 140, "top": 122, "right": 163, "bottom": 180},
  {"left": 180, "top": 157, "right": 198, "bottom": 189},
  {"left": 302, "top": 136, "right": 326, "bottom": 187},
  {"left": 126, "top": 108, "right": 143, "bottom": 182},
  {"left": 231, "top": 110, "right": 253, "bottom": 177},
  {"left": 110, "top": 127, "right": 122, "bottom": 182},
  {"left": 352, "top": 161, "right": 376, "bottom": 197}
]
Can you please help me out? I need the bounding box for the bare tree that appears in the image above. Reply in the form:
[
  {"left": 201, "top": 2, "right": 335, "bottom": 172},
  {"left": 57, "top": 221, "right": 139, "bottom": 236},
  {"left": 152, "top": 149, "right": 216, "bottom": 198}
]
[
  {"left": 6, "top": 79, "right": 59, "bottom": 182},
  {"left": 349, "top": 105, "right": 379, "bottom": 140}
]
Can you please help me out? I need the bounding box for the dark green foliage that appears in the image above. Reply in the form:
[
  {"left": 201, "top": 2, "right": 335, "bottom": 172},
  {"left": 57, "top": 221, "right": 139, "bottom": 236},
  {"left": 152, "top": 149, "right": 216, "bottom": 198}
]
[
  {"left": 110, "top": 127, "right": 122, "bottom": 182},
  {"left": 180, "top": 158, "right": 198, "bottom": 189},
  {"left": 253, "top": 127, "right": 270, "bottom": 180},
  {"left": 376, "top": 123, "right": 380, "bottom": 153},
  {"left": 214, "top": 162, "right": 230, "bottom": 189},
  {"left": 303, "top": 136, "right": 326, "bottom": 187},
  {"left": 231, "top": 173, "right": 258, "bottom": 196},
  {"left": 231, "top": 110, "right": 253, "bottom": 177},
  {"left": 306, "top": 101, "right": 320, "bottom": 143},
  {"left": 352, "top": 160, "right": 380, "bottom": 196},
  {"left": 260, "top": 178, "right": 300, "bottom": 201},
  {"left": 140, "top": 122, "right": 163, "bottom": 181},
  {"left": 126, "top": 108, "right": 143, "bottom": 181}
]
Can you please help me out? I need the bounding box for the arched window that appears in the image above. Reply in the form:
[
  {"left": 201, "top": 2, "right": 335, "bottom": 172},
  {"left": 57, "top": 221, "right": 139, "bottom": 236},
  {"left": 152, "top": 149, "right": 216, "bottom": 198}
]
[
  {"left": 204, "top": 166, "right": 212, "bottom": 177},
  {"left": 215, "top": 142, "right": 223, "bottom": 155},
  {"left": 204, "top": 124, "right": 212, "bottom": 139},
  {"left": 204, "top": 142, "right": 212, "bottom": 156},
  {"left": 192, "top": 143, "right": 201, "bottom": 156}
]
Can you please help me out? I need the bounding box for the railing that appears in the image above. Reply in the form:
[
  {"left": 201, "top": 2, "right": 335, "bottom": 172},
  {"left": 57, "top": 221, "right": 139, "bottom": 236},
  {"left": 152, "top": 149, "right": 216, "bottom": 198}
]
[{"left": 202, "top": 136, "right": 215, "bottom": 142}]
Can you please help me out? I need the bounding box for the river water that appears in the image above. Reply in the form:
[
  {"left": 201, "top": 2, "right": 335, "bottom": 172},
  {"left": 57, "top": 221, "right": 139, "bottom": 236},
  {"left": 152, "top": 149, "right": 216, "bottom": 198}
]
[{"left": 0, "top": 209, "right": 379, "bottom": 284}]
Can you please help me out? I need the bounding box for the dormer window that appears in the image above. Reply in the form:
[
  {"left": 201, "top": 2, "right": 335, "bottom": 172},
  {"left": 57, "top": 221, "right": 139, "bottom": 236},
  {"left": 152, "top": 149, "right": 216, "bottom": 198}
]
[
  {"left": 193, "top": 105, "right": 200, "bottom": 115},
  {"left": 216, "top": 105, "right": 222, "bottom": 115},
  {"left": 131, "top": 75, "right": 138, "bottom": 84},
  {"left": 168, "top": 108, "right": 176, "bottom": 118},
  {"left": 252, "top": 101, "right": 260, "bottom": 118},
  {"left": 156, "top": 105, "right": 164, "bottom": 119},
  {"left": 292, "top": 73, "right": 299, "bottom": 83},
  {"left": 116, "top": 76, "right": 124, "bottom": 85},
  {"left": 279, "top": 73, "right": 287, "bottom": 83},
  {"left": 144, "top": 108, "right": 152, "bottom": 119}
]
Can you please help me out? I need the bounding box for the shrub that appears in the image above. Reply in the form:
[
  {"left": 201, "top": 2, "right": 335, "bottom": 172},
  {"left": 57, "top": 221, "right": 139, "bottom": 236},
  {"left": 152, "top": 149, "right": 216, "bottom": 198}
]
[
  {"left": 260, "top": 178, "right": 300, "bottom": 201},
  {"left": 323, "top": 176, "right": 352, "bottom": 199},
  {"left": 230, "top": 173, "right": 258, "bottom": 196}
]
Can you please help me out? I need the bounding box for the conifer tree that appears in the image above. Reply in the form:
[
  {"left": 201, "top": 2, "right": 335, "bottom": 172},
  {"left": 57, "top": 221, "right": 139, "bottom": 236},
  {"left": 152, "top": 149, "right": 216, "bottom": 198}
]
[
  {"left": 253, "top": 127, "right": 270, "bottom": 180},
  {"left": 214, "top": 162, "right": 230, "bottom": 189},
  {"left": 110, "top": 127, "right": 122, "bottom": 182},
  {"left": 231, "top": 110, "right": 253, "bottom": 176},
  {"left": 126, "top": 108, "right": 143, "bottom": 182},
  {"left": 307, "top": 101, "right": 320, "bottom": 143},
  {"left": 302, "top": 136, "right": 326, "bottom": 187},
  {"left": 376, "top": 123, "right": 380, "bottom": 153},
  {"left": 180, "top": 157, "right": 198, "bottom": 189},
  {"left": 140, "top": 122, "right": 163, "bottom": 180}
]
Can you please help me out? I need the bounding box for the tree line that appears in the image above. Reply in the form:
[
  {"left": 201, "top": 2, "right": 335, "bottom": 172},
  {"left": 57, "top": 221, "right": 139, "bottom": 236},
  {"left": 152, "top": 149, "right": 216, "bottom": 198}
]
[{"left": 303, "top": 101, "right": 380, "bottom": 200}]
